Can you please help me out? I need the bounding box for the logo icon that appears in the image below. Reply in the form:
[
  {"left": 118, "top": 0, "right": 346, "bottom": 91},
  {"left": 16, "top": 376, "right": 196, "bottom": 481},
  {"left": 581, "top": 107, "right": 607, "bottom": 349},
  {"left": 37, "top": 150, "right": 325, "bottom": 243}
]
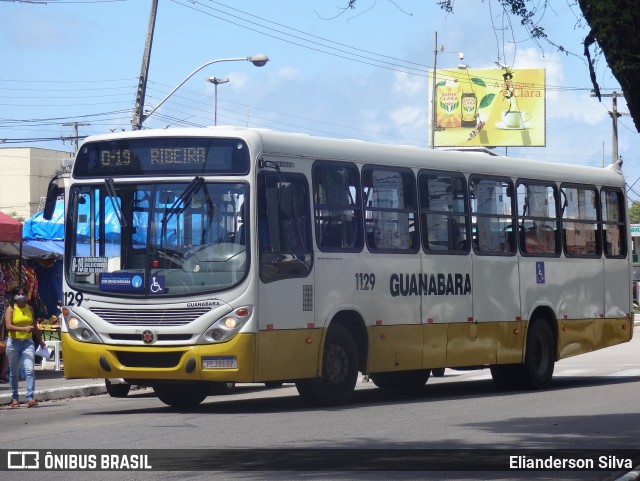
[
  {"left": 131, "top": 275, "right": 143, "bottom": 289},
  {"left": 8, "top": 451, "right": 39, "bottom": 469},
  {"left": 141, "top": 329, "right": 156, "bottom": 344}
]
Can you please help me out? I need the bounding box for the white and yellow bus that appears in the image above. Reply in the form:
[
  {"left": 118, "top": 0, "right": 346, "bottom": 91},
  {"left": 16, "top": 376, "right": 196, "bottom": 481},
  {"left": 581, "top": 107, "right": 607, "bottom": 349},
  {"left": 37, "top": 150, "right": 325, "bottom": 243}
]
[{"left": 44, "top": 127, "right": 633, "bottom": 407}]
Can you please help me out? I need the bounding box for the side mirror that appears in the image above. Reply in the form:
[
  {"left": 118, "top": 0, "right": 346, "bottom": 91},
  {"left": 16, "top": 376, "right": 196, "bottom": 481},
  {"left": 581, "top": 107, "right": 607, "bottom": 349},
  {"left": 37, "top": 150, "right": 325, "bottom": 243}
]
[{"left": 43, "top": 179, "right": 63, "bottom": 220}]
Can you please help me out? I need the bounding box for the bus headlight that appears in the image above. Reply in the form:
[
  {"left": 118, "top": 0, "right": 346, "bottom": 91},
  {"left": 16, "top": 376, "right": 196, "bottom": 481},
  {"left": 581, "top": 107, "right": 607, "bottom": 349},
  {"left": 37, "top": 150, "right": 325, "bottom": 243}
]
[
  {"left": 66, "top": 314, "right": 102, "bottom": 344},
  {"left": 199, "top": 306, "right": 252, "bottom": 344}
]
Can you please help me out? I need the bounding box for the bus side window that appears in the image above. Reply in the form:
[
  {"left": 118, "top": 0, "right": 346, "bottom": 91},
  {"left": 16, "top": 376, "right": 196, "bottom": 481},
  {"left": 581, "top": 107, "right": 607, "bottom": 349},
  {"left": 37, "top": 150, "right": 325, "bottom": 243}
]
[
  {"left": 419, "top": 170, "right": 469, "bottom": 254},
  {"left": 470, "top": 175, "right": 516, "bottom": 255},
  {"left": 561, "top": 184, "right": 601, "bottom": 258},
  {"left": 601, "top": 188, "right": 626, "bottom": 258},
  {"left": 516, "top": 182, "right": 560, "bottom": 256},
  {"left": 258, "top": 173, "right": 313, "bottom": 283},
  {"left": 312, "top": 161, "right": 363, "bottom": 252},
  {"left": 362, "top": 165, "right": 418, "bottom": 253}
]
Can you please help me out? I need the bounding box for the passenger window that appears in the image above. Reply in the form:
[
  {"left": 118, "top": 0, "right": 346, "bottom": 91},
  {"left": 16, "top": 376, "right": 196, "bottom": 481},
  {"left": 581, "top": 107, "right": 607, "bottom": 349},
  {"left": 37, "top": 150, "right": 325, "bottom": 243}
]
[
  {"left": 470, "top": 176, "right": 516, "bottom": 255},
  {"left": 516, "top": 182, "right": 560, "bottom": 256},
  {"left": 418, "top": 170, "right": 469, "bottom": 253},
  {"left": 561, "top": 185, "right": 600, "bottom": 257},
  {"left": 313, "top": 161, "right": 363, "bottom": 252},
  {"left": 601, "top": 188, "right": 626, "bottom": 258},
  {"left": 362, "top": 166, "right": 418, "bottom": 253},
  {"left": 258, "top": 173, "right": 313, "bottom": 282}
]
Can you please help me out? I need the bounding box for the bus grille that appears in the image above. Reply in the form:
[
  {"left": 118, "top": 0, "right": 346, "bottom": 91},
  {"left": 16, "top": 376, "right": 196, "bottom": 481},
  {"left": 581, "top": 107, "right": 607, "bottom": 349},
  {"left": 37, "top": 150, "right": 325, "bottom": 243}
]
[
  {"left": 115, "top": 351, "right": 183, "bottom": 368},
  {"left": 90, "top": 307, "right": 210, "bottom": 326}
]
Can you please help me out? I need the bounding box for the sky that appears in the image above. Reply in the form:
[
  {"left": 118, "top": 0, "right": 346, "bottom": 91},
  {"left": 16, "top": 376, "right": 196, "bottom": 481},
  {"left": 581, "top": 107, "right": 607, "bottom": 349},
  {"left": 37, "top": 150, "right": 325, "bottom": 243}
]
[{"left": 2, "top": 0, "right": 640, "bottom": 199}]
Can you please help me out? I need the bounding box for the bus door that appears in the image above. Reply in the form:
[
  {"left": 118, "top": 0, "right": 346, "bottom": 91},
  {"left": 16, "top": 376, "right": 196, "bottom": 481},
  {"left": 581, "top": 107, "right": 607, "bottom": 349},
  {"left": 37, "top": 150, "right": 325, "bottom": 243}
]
[
  {"left": 361, "top": 166, "right": 423, "bottom": 373},
  {"left": 464, "top": 176, "right": 520, "bottom": 366},
  {"left": 596, "top": 189, "right": 632, "bottom": 341},
  {"left": 600, "top": 188, "right": 632, "bottom": 345},
  {"left": 418, "top": 170, "right": 472, "bottom": 369},
  {"left": 256, "top": 171, "right": 316, "bottom": 381}
]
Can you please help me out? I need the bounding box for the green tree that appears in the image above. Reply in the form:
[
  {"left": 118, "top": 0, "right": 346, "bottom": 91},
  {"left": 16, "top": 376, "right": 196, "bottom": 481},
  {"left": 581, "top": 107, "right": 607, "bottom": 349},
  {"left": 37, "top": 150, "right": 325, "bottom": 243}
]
[{"left": 629, "top": 201, "right": 640, "bottom": 224}]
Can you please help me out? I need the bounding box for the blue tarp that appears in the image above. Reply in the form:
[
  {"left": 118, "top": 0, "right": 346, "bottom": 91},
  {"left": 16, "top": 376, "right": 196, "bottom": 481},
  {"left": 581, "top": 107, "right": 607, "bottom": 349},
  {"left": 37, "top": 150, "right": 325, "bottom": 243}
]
[
  {"left": 23, "top": 200, "right": 64, "bottom": 241},
  {"left": 21, "top": 202, "right": 65, "bottom": 317}
]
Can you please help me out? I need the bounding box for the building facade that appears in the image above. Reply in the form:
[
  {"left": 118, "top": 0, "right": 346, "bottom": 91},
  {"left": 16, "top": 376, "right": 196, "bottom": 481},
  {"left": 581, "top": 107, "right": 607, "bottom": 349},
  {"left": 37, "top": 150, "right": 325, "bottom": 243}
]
[{"left": 0, "top": 147, "right": 72, "bottom": 219}]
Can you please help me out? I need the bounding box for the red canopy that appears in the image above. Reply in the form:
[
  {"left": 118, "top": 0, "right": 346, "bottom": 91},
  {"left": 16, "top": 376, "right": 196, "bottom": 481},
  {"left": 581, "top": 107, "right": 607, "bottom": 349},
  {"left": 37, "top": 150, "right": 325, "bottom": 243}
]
[{"left": 0, "top": 211, "right": 23, "bottom": 243}]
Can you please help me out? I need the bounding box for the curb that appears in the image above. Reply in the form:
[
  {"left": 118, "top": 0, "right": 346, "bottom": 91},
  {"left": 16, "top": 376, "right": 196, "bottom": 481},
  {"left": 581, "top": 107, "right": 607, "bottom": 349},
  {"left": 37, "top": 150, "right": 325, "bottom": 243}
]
[{"left": 0, "top": 381, "right": 107, "bottom": 406}]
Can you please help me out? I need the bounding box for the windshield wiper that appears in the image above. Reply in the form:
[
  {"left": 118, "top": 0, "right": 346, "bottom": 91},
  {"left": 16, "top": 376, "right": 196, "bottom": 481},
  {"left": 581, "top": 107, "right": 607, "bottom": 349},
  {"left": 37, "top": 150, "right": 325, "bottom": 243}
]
[
  {"left": 160, "top": 176, "right": 205, "bottom": 247},
  {"left": 104, "top": 177, "right": 127, "bottom": 228}
]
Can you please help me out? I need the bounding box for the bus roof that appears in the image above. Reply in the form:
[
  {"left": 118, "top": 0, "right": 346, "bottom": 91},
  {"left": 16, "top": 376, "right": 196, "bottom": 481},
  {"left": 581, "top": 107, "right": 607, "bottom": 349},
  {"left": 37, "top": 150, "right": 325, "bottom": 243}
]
[{"left": 79, "top": 127, "right": 625, "bottom": 187}]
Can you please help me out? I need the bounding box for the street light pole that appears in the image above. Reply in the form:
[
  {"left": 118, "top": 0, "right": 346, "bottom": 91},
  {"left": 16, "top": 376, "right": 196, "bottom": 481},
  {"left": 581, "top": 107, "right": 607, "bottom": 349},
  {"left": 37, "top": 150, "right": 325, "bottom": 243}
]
[
  {"left": 139, "top": 54, "right": 268, "bottom": 127},
  {"left": 208, "top": 77, "right": 230, "bottom": 126}
]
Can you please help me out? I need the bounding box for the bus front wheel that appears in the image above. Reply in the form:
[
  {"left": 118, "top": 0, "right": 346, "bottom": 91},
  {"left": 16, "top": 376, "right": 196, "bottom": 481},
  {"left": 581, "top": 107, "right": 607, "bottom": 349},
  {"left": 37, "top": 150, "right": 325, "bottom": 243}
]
[
  {"left": 295, "top": 324, "right": 358, "bottom": 406},
  {"left": 105, "top": 379, "right": 130, "bottom": 398},
  {"left": 153, "top": 383, "right": 208, "bottom": 408}
]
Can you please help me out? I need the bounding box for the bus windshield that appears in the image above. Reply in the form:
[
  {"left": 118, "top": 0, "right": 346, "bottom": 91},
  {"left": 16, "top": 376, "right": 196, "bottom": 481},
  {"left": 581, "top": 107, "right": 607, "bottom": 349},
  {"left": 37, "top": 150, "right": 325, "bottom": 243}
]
[{"left": 66, "top": 180, "right": 248, "bottom": 297}]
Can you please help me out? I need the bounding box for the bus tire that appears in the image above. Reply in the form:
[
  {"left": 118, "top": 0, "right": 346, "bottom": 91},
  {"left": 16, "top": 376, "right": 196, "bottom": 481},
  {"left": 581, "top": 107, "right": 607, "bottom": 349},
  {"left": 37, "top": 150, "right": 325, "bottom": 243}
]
[
  {"left": 490, "top": 320, "right": 555, "bottom": 390},
  {"left": 105, "top": 379, "right": 130, "bottom": 398},
  {"left": 153, "top": 383, "right": 208, "bottom": 408},
  {"left": 489, "top": 364, "right": 523, "bottom": 389},
  {"left": 370, "top": 370, "right": 430, "bottom": 390},
  {"left": 522, "top": 319, "right": 555, "bottom": 389},
  {"left": 210, "top": 382, "right": 236, "bottom": 395},
  {"left": 431, "top": 368, "right": 446, "bottom": 377},
  {"left": 265, "top": 381, "right": 284, "bottom": 388},
  {"left": 295, "top": 324, "right": 358, "bottom": 406}
]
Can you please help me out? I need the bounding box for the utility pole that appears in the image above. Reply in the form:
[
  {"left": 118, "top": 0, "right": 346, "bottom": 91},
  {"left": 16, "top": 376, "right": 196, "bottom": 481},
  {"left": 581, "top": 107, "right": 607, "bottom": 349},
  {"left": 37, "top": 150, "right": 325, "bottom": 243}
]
[
  {"left": 591, "top": 90, "right": 627, "bottom": 164},
  {"left": 63, "top": 122, "right": 90, "bottom": 153},
  {"left": 131, "top": 0, "right": 159, "bottom": 130},
  {"left": 431, "top": 31, "right": 438, "bottom": 149}
]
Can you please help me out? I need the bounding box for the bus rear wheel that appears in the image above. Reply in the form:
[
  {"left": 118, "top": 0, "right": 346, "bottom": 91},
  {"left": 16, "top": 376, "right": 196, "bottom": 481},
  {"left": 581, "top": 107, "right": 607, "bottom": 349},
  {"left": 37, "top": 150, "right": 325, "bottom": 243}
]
[
  {"left": 153, "top": 383, "right": 208, "bottom": 408},
  {"left": 295, "top": 324, "right": 358, "bottom": 406},
  {"left": 370, "top": 370, "right": 430, "bottom": 390},
  {"left": 490, "top": 319, "right": 555, "bottom": 390},
  {"left": 522, "top": 319, "right": 555, "bottom": 389}
]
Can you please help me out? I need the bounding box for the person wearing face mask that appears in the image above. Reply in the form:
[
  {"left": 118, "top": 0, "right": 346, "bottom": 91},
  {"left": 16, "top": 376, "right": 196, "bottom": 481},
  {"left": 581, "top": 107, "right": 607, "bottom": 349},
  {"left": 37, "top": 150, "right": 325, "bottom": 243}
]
[{"left": 5, "top": 286, "right": 46, "bottom": 408}]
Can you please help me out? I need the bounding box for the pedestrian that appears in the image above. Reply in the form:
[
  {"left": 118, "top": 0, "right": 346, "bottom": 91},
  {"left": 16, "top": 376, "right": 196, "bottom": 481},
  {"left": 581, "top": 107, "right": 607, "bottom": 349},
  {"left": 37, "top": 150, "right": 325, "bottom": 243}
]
[
  {"left": 0, "top": 319, "right": 7, "bottom": 382},
  {"left": 5, "top": 285, "right": 46, "bottom": 407}
]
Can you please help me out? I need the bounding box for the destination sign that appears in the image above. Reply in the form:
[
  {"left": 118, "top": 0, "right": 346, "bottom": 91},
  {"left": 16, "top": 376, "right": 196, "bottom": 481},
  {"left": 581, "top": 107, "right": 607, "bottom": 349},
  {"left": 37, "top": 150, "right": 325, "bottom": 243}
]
[{"left": 74, "top": 137, "right": 250, "bottom": 177}]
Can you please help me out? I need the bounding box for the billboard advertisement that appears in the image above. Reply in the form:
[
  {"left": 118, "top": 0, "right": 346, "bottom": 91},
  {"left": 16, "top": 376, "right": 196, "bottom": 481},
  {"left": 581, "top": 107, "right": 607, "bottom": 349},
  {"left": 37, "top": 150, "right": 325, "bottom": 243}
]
[{"left": 429, "top": 68, "right": 545, "bottom": 147}]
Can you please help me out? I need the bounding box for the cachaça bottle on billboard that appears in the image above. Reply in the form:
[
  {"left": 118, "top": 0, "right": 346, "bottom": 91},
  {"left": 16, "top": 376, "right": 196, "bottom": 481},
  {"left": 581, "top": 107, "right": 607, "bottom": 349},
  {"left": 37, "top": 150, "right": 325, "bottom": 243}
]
[
  {"left": 460, "top": 92, "right": 477, "bottom": 127},
  {"left": 436, "top": 80, "right": 461, "bottom": 128}
]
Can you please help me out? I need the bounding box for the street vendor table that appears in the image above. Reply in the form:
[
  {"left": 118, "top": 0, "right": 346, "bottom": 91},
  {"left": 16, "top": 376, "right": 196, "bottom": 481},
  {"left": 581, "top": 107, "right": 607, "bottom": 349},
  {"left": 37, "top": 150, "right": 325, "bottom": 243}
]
[{"left": 39, "top": 325, "right": 61, "bottom": 341}]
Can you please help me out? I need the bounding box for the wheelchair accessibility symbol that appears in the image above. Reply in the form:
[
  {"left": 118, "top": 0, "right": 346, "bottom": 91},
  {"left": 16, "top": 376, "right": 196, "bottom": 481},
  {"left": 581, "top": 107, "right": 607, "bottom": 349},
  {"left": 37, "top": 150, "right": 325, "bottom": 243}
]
[
  {"left": 536, "top": 262, "right": 545, "bottom": 284},
  {"left": 150, "top": 275, "right": 165, "bottom": 294}
]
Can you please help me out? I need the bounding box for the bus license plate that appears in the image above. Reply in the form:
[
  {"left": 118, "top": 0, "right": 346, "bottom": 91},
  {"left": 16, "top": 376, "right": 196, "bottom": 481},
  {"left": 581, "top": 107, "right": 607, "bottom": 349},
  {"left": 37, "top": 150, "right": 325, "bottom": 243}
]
[{"left": 202, "top": 356, "right": 237, "bottom": 369}]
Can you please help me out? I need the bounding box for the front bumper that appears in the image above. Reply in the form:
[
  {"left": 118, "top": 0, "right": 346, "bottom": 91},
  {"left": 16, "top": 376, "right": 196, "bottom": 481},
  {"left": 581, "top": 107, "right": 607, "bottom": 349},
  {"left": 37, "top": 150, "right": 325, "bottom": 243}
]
[{"left": 61, "top": 332, "right": 257, "bottom": 382}]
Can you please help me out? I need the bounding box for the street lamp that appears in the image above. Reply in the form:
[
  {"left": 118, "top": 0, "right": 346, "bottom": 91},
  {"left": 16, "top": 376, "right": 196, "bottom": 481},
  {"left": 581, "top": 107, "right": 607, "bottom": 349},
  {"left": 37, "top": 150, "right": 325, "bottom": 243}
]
[
  {"left": 208, "top": 76, "right": 230, "bottom": 126},
  {"left": 137, "top": 54, "right": 269, "bottom": 128}
]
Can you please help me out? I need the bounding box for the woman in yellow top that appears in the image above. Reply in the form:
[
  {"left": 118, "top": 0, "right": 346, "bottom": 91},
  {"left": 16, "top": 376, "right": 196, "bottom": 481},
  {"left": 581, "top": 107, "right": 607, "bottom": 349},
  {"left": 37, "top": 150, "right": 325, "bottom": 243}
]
[{"left": 5, "top": 285, "right": 46, "bottom": 408}]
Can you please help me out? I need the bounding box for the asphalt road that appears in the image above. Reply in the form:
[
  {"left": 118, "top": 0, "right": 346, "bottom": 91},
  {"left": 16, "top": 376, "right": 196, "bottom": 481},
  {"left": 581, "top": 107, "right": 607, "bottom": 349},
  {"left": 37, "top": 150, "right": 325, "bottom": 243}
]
[{"left": 2, "top": 333, "right": 640, "bottom": 481}]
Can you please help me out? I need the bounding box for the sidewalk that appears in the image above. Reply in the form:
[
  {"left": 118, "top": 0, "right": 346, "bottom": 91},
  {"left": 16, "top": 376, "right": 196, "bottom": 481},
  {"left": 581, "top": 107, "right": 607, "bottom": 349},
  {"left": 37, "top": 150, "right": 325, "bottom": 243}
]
[{"left": 0, "top": 361, "right": 107, "bottom": 405}]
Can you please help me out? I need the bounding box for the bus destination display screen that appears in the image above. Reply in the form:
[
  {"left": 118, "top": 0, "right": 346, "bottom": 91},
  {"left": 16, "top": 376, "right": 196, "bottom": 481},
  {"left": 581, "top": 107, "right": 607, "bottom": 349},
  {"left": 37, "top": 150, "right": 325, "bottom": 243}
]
[{"left": 73, "top": 137, "right": 250, "bottom": 177}]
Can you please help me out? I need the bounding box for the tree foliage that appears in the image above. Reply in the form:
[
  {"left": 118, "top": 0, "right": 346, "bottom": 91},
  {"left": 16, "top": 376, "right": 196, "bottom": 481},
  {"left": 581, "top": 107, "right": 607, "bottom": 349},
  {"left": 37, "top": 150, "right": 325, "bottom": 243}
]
[{"left": 629, "top": 201, "right": 640, "bottom": 224}]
